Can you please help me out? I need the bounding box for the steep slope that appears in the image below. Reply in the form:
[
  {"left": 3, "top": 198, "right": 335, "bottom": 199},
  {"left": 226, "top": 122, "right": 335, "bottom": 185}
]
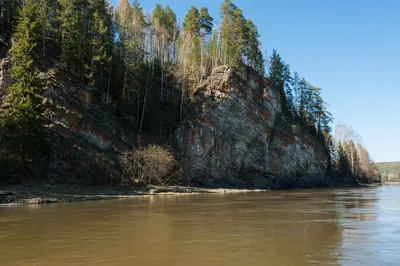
[
  {"left": 0, "top": 54, "right": 135, "bottom": 184},
  {"left": 2, "top": 47, "right": 331, "bottom": 188},
  {"left": 175, "top": 66, "right": 330, "bottom": 189}
]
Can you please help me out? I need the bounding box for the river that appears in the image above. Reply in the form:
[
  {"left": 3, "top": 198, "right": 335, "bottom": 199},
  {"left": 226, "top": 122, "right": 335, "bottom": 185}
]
[{"left": 1, "top": 185, "right": 400, "bottom": 265}]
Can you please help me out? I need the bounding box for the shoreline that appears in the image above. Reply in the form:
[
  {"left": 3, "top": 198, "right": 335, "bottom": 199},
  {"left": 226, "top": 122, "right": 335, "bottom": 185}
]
[
  {"left": 0, "top": 182, "right": 385, "bottom": 206},
  {"left": 0, "top": 185, "right": 268, "bottom": 206}
]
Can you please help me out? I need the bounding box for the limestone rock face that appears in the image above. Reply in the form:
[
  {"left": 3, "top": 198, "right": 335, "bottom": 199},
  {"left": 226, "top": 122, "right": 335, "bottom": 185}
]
[{"left": 175, "top": 66, "right": 330, "bottom": 189}]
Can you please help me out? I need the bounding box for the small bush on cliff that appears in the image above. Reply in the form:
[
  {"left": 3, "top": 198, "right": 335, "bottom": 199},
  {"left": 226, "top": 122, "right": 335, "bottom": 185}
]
[{"left": 120, "top": 145, "right": 180, "bottom": 185}]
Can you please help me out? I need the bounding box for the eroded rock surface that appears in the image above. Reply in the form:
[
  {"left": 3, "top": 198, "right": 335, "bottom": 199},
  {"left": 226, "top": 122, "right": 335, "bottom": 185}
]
[{"left": 175, "top": 66, "right": 330, "bottom": 189}]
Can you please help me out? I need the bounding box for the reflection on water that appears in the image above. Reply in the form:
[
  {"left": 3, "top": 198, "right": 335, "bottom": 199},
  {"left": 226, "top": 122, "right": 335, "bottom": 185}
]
[{"left": 0, "top": 186, "right": 400, "bottom": 266}]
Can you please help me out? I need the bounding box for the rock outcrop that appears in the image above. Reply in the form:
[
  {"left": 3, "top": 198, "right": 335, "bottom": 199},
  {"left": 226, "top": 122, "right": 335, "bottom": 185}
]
[
  {"left": 175, "top": 66, "right": 330, "bottom": 189},
  {"left": 1, "top": 42, "right": 330, "bottom": 188},
  {"left": 0, "top": 55, "right": 135, "bottom": 184},
  {"left": 41, "top": 70, "right": 136, "bottom": 184}
]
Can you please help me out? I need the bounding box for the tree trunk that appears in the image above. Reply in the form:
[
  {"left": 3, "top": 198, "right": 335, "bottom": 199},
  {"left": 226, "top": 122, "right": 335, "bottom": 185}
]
[
  {"left": 216, "top": 27, "right": 221, "bottom": 69},
  {"left": 200, "top": 33, "right": 203, "bottom": 81},
  {"left": 139, "top": 75, "right": 149, "bottom": 136},
  {"left": 106, "top": 64, "right": 112, "bottom": 104}
]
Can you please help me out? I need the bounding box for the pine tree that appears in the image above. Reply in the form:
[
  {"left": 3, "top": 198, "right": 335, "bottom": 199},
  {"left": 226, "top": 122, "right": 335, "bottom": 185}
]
[
  {"left": 199, "top": 7, "right": 213, "bottom": 37},
  {"left": 181, "top": 6, "right": 201, "bottom": 84},
  {"left": 183, "top": 6, "right": 200, "bottom": 35},
  {"left": 180, "top": 6, "right": 213, "bottom": 82},
  {"left": 243, "top": 19, "right": 264, "bottom": 75},
  {"left": 198, "top": 7, "right": 213, "bottom": 76},
  {"left": 220, "top": 0, "right": 246, "bottom": 67},
  {"left": 152, "top": 4, "right": 177, "bottom": 62}
]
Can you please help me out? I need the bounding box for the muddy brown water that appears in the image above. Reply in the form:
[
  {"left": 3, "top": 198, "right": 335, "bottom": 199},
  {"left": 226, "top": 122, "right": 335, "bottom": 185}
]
[{"left": 1, "top": 186, "right": 400, "bottom": 266}]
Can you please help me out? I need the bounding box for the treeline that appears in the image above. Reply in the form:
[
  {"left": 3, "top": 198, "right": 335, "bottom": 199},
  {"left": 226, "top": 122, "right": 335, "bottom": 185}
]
[
  {"left": 0, "top": 0, "right": 378, "bottom": 184},
  {"left": 1, "top": 0, "right": 266, "bottom": 135},
  {"left": 334, "top": 124, "right": 381, "bottom": 184}
]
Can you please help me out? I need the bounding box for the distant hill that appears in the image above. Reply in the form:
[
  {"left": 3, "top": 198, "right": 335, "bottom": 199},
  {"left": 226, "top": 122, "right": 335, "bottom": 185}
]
[{"left": 376, "top": 162, "right": 400, "bottom": 183}]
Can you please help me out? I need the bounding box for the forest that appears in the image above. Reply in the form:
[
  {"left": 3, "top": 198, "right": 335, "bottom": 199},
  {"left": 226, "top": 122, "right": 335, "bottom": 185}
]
[{"left": 0, "top": 0, "right": 379, "bottom": 185}]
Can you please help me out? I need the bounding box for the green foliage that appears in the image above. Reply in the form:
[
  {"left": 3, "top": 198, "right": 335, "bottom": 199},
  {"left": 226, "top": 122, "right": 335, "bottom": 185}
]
[
  {"left": 220, "top": 0, "right": 246, "bottom": 67},
  {"left": 180, "top": 5, "right": 214, "bottom": 85},
  {"left": 57, "top": 0, "right": 90, "bottom": 78},
  {"left": 1, "top": 0, "right": 358, "bottom": 187},
  {"left": 376, "top": 162, "right": 400, "bottom": 183},
  {"left": 183, "top": 6, "right": 200, "bottom": 35},
  {"left": 87, "top": 0, "right": 114, "bottom": 93},
  {"left": 0, "top": 0, "right": 23, "bottom": 40},
  {"left": 56, "top": 0, "right": 114, "bottom": 91},
  {"left": 199, "top": 7, "right": 213, "bottom": 37},
  {"left": 269, "top": 50, "right": 292, "bottom": 114},
  {"left": 337, "top": 141, "right": 350, "bottom": 178},
  {"left": 243, "top": 19, "right": 264, "bottom": 75},
  {"left": 0, "top": 0, "right": 49, "bottom": 182},
  {"left": 5, "top": 0, "right": 44, "bottom": 122}
]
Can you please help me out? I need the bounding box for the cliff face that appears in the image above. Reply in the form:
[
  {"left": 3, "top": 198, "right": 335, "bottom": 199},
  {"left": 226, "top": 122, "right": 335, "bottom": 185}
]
[
  {"left": 0, "top": 55, "right": 135, "bottom": 184},
  {"left": 175, "top": 66, "right": 330, "bottom": 189},
  {"left": 1, "top": 47, "right": 330, "bottom": 188},
  {"left": 42, "top": 72, "right": 136, "bottom": 184}
]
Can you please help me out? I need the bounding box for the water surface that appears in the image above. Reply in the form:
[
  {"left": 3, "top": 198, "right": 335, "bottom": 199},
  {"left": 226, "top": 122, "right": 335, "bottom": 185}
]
[{"left": 1, "top": 186, "right": 400, "bottom": 265}]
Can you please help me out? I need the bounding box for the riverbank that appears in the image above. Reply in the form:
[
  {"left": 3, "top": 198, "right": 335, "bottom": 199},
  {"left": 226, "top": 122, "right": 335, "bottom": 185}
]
[{"left": 0, "top": 185, "right": 268, "bottom": 205}]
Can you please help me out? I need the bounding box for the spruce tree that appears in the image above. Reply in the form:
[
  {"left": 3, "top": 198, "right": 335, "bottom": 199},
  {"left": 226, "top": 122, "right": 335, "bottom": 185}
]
[
  {"left": 57, "top": 0, "right": 89, "bottom": 79},
  {"left": 269, "top": 50, "right": 292, "bottom": 115},
  {"left": 337, "top": 141, "right": 350, "bottom": 180},
  {"left": 0, "top": 0, "right": 22, "bottom": 41},
  {"left": 243, "top": 19, "right": 264, "bottom": 75},
  {"left": 1, "top": 0, "right": 48, "bottom": 167},
  {"left": 4, "top": 0, "right": 44, "bottom": 123},
  {"left": 88, "top": 0, "right": 114, "bottom": 93}
]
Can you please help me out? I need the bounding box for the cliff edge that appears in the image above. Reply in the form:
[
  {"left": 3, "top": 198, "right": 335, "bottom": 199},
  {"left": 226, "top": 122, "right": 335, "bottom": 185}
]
[{"left": 175, "top": 66, "right": 330, "bottom": 189}]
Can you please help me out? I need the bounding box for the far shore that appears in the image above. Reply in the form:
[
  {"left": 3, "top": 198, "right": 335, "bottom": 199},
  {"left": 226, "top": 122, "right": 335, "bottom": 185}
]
[{"left": 0, "top": 185, "right": 268, "bottom": 206}]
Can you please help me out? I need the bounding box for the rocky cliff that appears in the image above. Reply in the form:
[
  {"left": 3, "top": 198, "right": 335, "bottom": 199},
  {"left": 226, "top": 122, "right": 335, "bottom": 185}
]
[
  {"left": 1, "top": 47, "right": 330, "bottom": 188},
  {"left": 0, "top": 55, "right": 135, "bottom": 184},
  {"left": 175, "top": 66, "right": 330, "bottom": 189}
]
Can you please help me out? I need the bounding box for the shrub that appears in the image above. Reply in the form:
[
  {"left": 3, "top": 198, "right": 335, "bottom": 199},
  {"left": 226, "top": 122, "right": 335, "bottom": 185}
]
[{"left": 120, "top": 145, "right": 180, "bottom": 185}]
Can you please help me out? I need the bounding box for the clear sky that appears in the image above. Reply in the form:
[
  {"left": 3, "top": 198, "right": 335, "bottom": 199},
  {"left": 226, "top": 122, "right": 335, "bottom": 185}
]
[{"left": 111, "top": 0, "right": 400, "bottom": 162}]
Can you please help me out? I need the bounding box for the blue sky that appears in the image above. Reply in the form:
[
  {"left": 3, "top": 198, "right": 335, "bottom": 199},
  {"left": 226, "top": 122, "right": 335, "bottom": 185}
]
[{"left": 111, "top": 0, "right": 400, "bottom": 162}]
